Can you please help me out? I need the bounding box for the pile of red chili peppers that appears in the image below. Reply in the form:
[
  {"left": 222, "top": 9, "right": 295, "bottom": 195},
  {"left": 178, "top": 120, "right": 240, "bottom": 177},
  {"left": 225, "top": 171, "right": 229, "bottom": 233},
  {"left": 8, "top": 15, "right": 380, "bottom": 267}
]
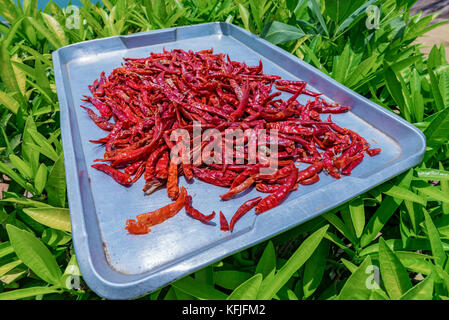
[{"left": 82, "top": 48, "right": 381, "bottom": 235}]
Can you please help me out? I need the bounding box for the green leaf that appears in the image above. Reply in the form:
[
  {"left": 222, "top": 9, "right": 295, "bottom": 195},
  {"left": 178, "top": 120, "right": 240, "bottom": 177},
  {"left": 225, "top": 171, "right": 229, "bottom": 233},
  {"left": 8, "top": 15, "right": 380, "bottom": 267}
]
[
  {"left": 361, "top": 170, "right": 413, "bottom": 247},
  {"left": 6, "top": 224, "right": 62, "bottom": 286},
  {"left": 337, "top": 256, "right": 387, "bottom": 300},
  {"left": 0, "top": 90, "right": 19, "bottom": 114},
  {"left": 9, "top": 154, "right": 33, "bottom": 180},
  {"left": 378, "top": 238, "right": 412, "bottom": 299},
  {"left": 439, "top": 162, "right": 449, "bottom": 215},
  {"left": 0, "top": 198, "right": 52, "bottom": 208},
  {"left": 237, "top": 3, "right": 251, "bottom": 32},
  {"left": 45, "top": 153, "right": 66, "bottom": 208},
  {"left": 42, "top": 228, "right": 72, "bottom": 247},
  {"left": 227, "top": 273, "right": 262, "bottom": 300},
  {"left": 257, "top": 224, "right": 329, "bottom": 300},
  {"left": 255, "top": 241, "right": 276, "bottom": 278},
  {"left": 303, "top": 239, "right": 329, "bottom": 298},
  {"left": 414, "top": 168, "right": 449, "bottom": 181},
  {"left": 414, "top": 183, "right": 449, "bottom": 203},
  {"left": 423, "top": 209, "right": 447, "bottom": 268},
  {"left": 341, "top": 258, "right": 358, "bottom": 273},
  {"left": 26, "top": 17, "right": 64, "bottom": 49},
  {"left": 22, "top": 207, "right": 71, "bottom": 232},
  {"left": 383, "top": 185, "right": 427, "bottom": 206},
  {"left": 41, "top": 12, "right": 68, "bottom": 47},
  {"left": 428, "top": 67, "right": 445, "bottom": 112},
  {"left": 384, "top": 65, "right": 408, "bottom": 119},
  {"left": 309, "top": 0, "right": 328, "bottom": 37},
  {"left": 262, "top": 21, "right": 305, "bottom": 45},
  {"left": 0, "top": 41, "right": 24, "bottom": 105},
  {"left": 349, "top": 198, "right": 365, "bottom": 238},
  {"left": 0, "top": 162, "right": 36, "bottom": 193},
  {"left": 0, "top": 259, "right": 23, "bottom": 277},
  {"left": 22, "top": 116, "right": 40, "bottom": 176},
  {"left": 323, "top": 212, "right": 357, "bottom": 245},
  {"left": 333, "top": 0, "right": 377, "bottom": 39},
  {"left": 34, "top": 163, "right": 47, "bottom": 195},
  {"left": 0, "top": 286, "right": 61, "bottom": 300},
  {"left": 172, "top": 276, "right": 227, "bottom": 300},
  {"left": 214, "top": 270, "right": 252, "bottom": 290},
  {"left": 400, "top": 275, "right": 434, "bottom": 300}
]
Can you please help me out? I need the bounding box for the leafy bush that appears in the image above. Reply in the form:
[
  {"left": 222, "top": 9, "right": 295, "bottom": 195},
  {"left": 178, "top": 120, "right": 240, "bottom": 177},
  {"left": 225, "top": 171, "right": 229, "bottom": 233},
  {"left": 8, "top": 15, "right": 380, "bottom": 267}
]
[{"left": 0, "top": 0, "right": 448, "bottom": 300}]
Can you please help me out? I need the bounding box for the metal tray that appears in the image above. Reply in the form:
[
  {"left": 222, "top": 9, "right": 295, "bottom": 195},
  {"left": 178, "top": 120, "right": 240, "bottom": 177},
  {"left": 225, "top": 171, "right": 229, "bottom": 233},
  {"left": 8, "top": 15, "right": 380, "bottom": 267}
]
[{"left": 53, "top": 22, "right": 425, "bottom": 299}]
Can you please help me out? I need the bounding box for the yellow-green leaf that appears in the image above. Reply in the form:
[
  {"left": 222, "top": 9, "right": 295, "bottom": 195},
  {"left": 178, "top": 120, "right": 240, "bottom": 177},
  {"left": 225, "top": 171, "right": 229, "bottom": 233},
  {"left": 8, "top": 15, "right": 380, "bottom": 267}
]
[{"left": 22, "top": 207, "right": 71, "bottom": 232}]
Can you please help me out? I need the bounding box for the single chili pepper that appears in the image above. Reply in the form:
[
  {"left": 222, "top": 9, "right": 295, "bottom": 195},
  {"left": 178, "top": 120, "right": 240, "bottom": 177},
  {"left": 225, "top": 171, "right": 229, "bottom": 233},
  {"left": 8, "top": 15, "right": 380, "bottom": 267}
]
[
  {"left": 342, "top": 153, "right": 364, "bottom": 175},
  {"left": 124, "top": 160, "right": 144, "bottom": 175},
  {"left": 255, "top": 164, "right": 298, "bottom": 214},
  {"left": 135, "top": 187, "right": 187, "bottom": 227},
  {"left": 219, "top": 211, "right": 230, "bottom": 232},
  {"left": 229, "top": 82, "right": 250, "bottom": 122},
  {"left": 220, "top": 176, "right": 255, "bottom": 201},
  {"left": 299, "top": 173, "right": 320, "bottom": 185},
  {"left": 125, "top": 220, "right": 150, "bottom": 235},
  {"left": 91, "top": 163, "right": 132, "bottom": 186},
  {"left": 229, "top": 196, "right": 262, "bottom": 232},
  {"left": 366, "top": 148, "right": 382, "bottom": 156},
  {"left": 167, "top": 160, "right": 179, "bottom": 200},
  {"left": 230, "top": 162, "right": 269, "bottom": 189},
  {"left": 143, "top": 180, "right": 163, "bottom": 195},
  {"left": 256, "top": 182, "right": 298, "bottom": 193},
  {"left": 192, "top": 167, "right": 238, "bottom": 187},
  {"left": 185, "top": 195, "right": 216, "bottom": 224},
  {"left": 182, "top": 163, "right": 194, "bottom": 180},
  {"left": 155, "top": 151, "right": 169, "bottom": 179},
  {"left": 82, "top": 95, "right": 112, "bottom": 120},
  {"left": 80, "top": 105, "right": 114, "bottom": 131},
  {"left": 297, "top": 162, "right": 323, "bottom": 183},
  {"left": 144, "top": 145, "right": 168, "bottom": 182},
  {"left": 131, "top": 162, "right": 145, "bottom": 183}
]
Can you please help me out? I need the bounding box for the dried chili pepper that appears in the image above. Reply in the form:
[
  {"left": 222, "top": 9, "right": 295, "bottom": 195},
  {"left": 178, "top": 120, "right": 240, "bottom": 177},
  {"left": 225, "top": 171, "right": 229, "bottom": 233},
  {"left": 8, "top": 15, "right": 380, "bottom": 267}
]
[
  {"left": 135, "top": 187, "right": 187, "bottom": 227},
  {"left": 167, "top": 160, "right": 179, "bottom": 200},
  {"left": 255, "top": 164, "right": 298, "bottom": 214},
  {"left": 91, "top": 163, "right": 132, "bottom": 186},
  {"left": 229, "top": 196, "right": 262, "bottom": 232},
  {"left": 81, "top": 48, "right": 381, "bottom": 234},
  {"left": 219, "top": 211, "right": 230, "bottom": 232},
  {"left": 185, "top": 195, "right": 216, "bottom": 224}
]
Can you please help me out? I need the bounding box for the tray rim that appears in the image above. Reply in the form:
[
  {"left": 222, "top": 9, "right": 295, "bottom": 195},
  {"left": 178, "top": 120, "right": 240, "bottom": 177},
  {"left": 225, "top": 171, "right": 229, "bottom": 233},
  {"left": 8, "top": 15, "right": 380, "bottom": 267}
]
[{"left": 53, "top": 22, "right": 426, "bottom": 300}]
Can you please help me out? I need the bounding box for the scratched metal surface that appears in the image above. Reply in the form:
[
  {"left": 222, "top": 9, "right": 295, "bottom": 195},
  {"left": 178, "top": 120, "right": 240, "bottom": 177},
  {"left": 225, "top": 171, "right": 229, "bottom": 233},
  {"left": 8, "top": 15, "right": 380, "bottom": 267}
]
[{"left": 53, "top": 22, "right": 425, "bottom": 299}]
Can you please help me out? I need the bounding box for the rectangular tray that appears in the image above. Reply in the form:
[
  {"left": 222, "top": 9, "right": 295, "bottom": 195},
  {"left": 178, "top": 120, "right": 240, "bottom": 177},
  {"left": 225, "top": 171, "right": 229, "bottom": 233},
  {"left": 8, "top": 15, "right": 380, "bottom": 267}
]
[{"left": 53, "top": 22, "right": 425, "bottom": 299}]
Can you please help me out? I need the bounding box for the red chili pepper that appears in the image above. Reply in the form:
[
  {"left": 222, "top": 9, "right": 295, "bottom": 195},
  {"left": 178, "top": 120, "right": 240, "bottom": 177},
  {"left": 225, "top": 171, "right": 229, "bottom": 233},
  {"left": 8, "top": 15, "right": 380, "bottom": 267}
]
[
  {"left": 80, "top": 49, "right": 380, "bottom": 235},
  {"left": 299, "top": 173, "right": 320, "bottom": 185},
  {"left": 192, "top": 167, "right": 238, "bottom": 187},
  {"left": 135, "top": 187, "right": 187, "bottom": 227},
  {"left": 367, "top": 148, "right": 382, "bottom": 156},
  {"left": 297, "top": 162, "right": 323, "bottom": 183},
  {"left": 185, "top": 195, "right": 216, "bottom": 224},
  {"left": 80, "top": 105, "right": 114, "bottom": 131},
  {"left": 229, "top": 196, "right": 262, "bottom": 232},
  {"left": 91, "top": 163, "right": 132, "bottom": 186},
  {"left": 124, "top": 160, "right": 144, "bottom": 175},
  {"left": 342, "top": 153, "right": 364, "bottom": 175},
  {"left": 219, "top": 211, "right": 229, "bottom": 232},
  {"left": 125, "top": 219, "right": 150, "bottom": 235},
  {"left": 220, "top": 176, "right": 255, "bottom": 201},
  {"left": 255, "top": 164, "right": 298, "bottom": 214},
  {"left": 155, "top": 151, "right": 169, "bottom": 179},
  {"left": 167, "top": 160, "right": 179, "bottom": 200}
]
